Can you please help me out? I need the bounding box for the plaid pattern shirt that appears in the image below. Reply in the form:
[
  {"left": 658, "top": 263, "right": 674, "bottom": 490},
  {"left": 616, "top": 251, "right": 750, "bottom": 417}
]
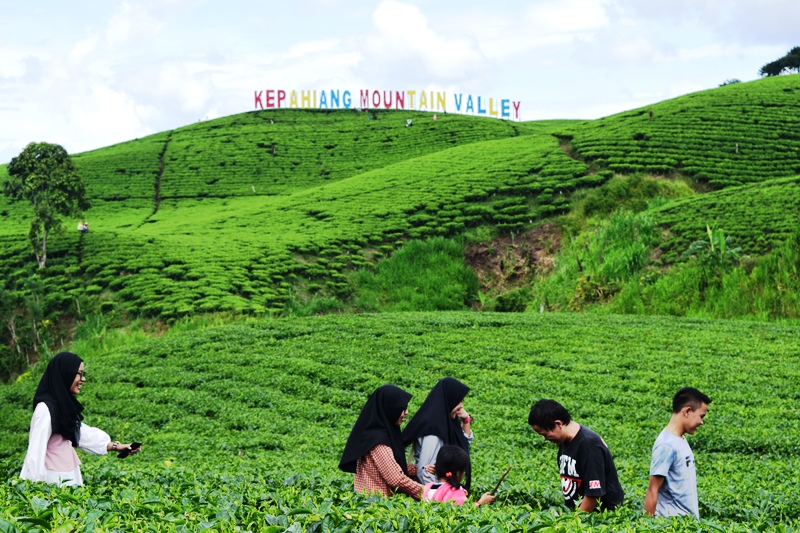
[{"left": 355, "top": 444, "right": 422, "bottom": 500}]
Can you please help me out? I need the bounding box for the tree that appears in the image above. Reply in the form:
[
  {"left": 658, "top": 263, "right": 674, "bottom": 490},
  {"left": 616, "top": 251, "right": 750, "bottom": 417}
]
[
  {"left": 759, "top": 46, "right": 800, "bottom": 77},
  {"left": 2, "top": 142, "right": 90, "bottom": 268}
]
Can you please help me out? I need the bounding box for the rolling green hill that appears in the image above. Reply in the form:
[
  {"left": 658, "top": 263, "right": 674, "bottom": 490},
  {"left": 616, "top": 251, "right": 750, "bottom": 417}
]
[
  {"left": 0, "top": 115, "right": 596, "bottom": 320},
  {"left": 563, "top": 75, "right": 800, "bottom": 187},
  {"left": 1, "top": 76, "right": 799, "bottom": 345},
  {"left": 74, "top": 111, "right": 542, "bottom": 201}
]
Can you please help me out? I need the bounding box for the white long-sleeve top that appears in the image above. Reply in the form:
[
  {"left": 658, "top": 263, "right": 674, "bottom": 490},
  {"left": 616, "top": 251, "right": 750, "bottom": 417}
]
[{"left": 20, "top": 402, "right": 111, "bottom": 486}]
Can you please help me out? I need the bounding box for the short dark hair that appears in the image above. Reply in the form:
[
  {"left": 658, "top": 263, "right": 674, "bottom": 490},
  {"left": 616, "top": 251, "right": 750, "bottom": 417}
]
[
  {"left": 528, "top": 399, "right": 571, "bottom": 430},
  {"left": 672, "top": 387, "right": 712, "bottom": 413},
  {"left": 434, "top": 445, "right": 470, "bottom": 489}
]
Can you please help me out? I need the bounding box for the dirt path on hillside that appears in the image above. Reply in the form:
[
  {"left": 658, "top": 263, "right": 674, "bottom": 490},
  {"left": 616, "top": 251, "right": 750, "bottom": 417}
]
[{"left": 464, "top": 222, "right": 561, "bottom": 294}]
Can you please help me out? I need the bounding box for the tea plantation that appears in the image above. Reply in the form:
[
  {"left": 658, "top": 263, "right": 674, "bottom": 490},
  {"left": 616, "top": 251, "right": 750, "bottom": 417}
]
[
  {"left": 2, "top": 76, "right": 800, "bottom": 531},
  {"left": 1, "top": 129, "right": 595, "bottom": 319},
  {"left": 651, "top": 176, "right": 800, "bottom": 262},
  {"left": 564, "top": 75, "right": 800, "bottom": 188},
  {"left": 1, "top": 312, "right": 799, "bottom": 531},
  {"left": 2, "top": 76, "right": 800, "bottom": 323}
]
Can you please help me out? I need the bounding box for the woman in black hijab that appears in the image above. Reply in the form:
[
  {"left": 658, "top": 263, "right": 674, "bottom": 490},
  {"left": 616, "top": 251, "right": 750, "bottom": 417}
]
[
  {"left": 20, "top": 352, "right": 140, "bottom": 486},
  {"left": 402, "top": 377, "right": 474, "bottom": 491},
  {"left": 339, "top": 384, "right": 423, "bottom": 499}
]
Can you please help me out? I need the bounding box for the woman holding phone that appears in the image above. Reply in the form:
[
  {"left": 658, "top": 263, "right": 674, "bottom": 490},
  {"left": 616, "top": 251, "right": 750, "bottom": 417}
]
[{"left": 20, "top": 351, "right": 140, "bottom": 486}]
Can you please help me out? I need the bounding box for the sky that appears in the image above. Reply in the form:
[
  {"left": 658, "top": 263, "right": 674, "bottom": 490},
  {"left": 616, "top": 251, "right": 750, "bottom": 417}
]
[{"left": 1, "top": 0, "right": 798, "bottom": 164}]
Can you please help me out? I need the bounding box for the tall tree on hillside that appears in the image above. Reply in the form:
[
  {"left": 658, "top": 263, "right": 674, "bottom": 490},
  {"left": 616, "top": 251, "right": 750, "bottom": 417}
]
[
  {"left": 759, "top": 46, "right": 800, "bottom": 77},
  {"left": 2, "top": 142, "right": 90, "bottom": 269}
]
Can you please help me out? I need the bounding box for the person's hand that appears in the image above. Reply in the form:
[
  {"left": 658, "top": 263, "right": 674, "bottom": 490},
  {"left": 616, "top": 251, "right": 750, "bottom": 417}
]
[
  {"left": 109, "top": 441, "right": 142, "bottom": 455},
  {"left": 121, "top": 443, "right": 141, "bottom": 455},
  {"left": 455, "top": 406, "right": 471, "bottom": 423},
  {"left": 424, "top": 464, "right": 436, "bottom": 475},
  {"left": 477, "top": 493, "right": 495, "bottom": 505}
]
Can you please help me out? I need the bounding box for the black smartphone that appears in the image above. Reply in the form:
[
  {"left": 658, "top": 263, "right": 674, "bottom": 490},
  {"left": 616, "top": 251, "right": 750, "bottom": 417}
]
[{"left": 117, "top": 441, "right": 142, "bottom": 459}]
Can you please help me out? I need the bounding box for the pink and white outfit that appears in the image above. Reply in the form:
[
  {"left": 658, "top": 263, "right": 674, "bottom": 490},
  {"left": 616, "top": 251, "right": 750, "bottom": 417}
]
[{"left": 20, "top": 402, "right": 111, "bottom": 486}]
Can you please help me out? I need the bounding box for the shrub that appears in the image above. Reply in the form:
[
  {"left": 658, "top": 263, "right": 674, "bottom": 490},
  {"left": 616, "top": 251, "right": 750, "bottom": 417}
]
[
  {"left": 534, "top": 210, "right": 655, "bottom": 311},
  {"left": 350, "top": 237, "right": 479, "bottom": 312},
  {"left": 492, "top": 287, "right": 531, "bottom": 312}
]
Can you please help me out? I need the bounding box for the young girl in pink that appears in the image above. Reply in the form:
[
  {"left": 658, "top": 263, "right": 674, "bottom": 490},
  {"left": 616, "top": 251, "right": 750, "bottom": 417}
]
[{"left": 423, "top": 445, "right": 495, "bottom": 506}]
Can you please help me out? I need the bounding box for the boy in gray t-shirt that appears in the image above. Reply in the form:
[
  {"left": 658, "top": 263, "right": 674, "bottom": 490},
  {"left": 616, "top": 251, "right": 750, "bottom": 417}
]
[
  {"left": 645, "top": 387, "right": 711, "bottom": 519},
  {"left": 650, "top": 429, "right": 698, "bottom": 517}
]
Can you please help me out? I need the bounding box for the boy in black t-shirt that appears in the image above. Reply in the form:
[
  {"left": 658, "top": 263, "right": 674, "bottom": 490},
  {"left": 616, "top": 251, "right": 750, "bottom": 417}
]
[{"left": 528, "top": 399, "right": 624, "bottom": 512}]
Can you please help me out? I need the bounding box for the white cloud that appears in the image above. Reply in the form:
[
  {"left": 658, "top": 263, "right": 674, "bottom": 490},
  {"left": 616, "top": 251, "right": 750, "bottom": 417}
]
[
  {"left": 69, "top": 36, "right": 98, "bottom": 64},
  {"left": 667, "top": 79, "right": 707, "bottom": 99},
  {"left": 71, "top": 85, "right": 154, "bottom": 138},
  {"left": 524, "top": 0, "right": 611, "bottom": 34},
  {"left": 611, "top": 35, "right": 656, "bottom": 62},
  {"left": 0, "top": 54, "right": 28, "bottom": 79},
  {"left": 364, "top": 0, "right": 487, "bottom": 83},
  {"left": 2, "top": 0, "right": 799, "bottom": 164},
  {"left": 610, "top": 0, "right": 800, "bottom": 45},
  {"left": 287, "top": 40, "right": 341, "bottom": 59}
]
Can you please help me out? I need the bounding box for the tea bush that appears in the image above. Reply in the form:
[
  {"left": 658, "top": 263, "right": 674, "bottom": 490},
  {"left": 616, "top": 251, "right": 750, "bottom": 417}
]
[{"left": 1, "top": 312, "right": 799, "bottom": 531}]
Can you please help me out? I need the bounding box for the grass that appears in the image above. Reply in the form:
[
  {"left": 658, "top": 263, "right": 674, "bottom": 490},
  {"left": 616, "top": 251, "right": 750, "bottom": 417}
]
[{"left": 350, "top": 237, "right": 479, "bottom": 312}]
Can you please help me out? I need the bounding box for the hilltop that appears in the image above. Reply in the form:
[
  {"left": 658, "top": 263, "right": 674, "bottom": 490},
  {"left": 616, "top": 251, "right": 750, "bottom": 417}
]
[{"left": 1, "top": 75, "right": 800, "bottom": 371}]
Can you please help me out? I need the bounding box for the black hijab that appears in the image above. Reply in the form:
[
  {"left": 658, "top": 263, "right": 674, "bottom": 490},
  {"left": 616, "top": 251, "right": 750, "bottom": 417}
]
[
  {"left": 32, "top": 352, "right": 84, "bottom": 447},
  {"left": 401, "top": 377, "right": 472, "bottom": 489},
  {"left": 339, "top": 384, "right": 412, "bottom": 474}
]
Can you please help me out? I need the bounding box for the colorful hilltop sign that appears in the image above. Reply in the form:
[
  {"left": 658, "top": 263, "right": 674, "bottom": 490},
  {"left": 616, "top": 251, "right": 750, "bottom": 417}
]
[{"left": 254, "top": 89, "right": 522, "bottom": 120}]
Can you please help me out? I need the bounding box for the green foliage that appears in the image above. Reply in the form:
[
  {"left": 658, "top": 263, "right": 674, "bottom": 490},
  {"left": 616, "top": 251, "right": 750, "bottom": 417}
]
[
  {"left": 491, "top": 287, "right": 532, "bottom": 312},
  {"left": 568, "top": 75, "right": 800, "bottom": 188},
  {"left": 570, "top": 174, "right": 694, "bottom": 220},
  {"left": 609, "top": 227, "right": 800, "bottom": 319},
  {"left": 1, "top": 312, "right": 799, "bottom": 531},
  {"left": 650, "top": 176, "right": 800, "bottom": 263},
  {"left": 2, "top": 142, "right": 90, "bottom": 269},
  {"left": 680, "top": 224, "right": 742, "bottom": 289},
  {"left": 351, "top": 237, "right": 479, "bottom": 311},
  {"left": 759, "top": 46, "right": 800, "bottom": 77},
  {"left": 535, "top": 210, "right": 656, "bottom": 310}
]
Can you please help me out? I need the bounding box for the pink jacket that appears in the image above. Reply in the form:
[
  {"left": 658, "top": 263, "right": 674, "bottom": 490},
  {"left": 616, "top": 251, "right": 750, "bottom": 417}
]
[{"left": 423, "top": 482, "right": 469, "bottom": 505}]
